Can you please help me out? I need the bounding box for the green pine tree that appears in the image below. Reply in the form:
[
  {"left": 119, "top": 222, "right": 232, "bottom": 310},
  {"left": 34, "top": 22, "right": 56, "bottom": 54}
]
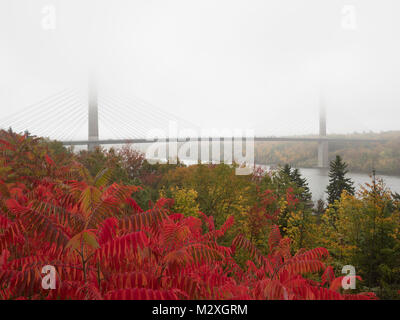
[
  {"left": 290, "top": 168, "right": 312, "bottom": 203},
  {"left": 279, "top": 165, "right": 312, "bottom": 203},
  {"left": 280, "top": 164, "right": 292, "bottom": 177},
  {"left": 276, "top": 164, "right": 313, "bottom": 248},
  {"left": 326, "top": 155, "right": 355, "bottom": 205}
]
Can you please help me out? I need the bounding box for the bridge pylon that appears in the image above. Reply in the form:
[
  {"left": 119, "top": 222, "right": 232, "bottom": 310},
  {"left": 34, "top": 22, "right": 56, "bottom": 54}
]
[
  {"left": 88, "top": 74, "right": 99, "bottom": 151},
  {"left": 317, "top": 96, "right": 329, "bottom": 168}
]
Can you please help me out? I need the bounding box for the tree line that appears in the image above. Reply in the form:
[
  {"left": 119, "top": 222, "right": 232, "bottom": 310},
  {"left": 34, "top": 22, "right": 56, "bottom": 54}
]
[{"left": 0, "top": 129, "right": 398, "bottom": 299}]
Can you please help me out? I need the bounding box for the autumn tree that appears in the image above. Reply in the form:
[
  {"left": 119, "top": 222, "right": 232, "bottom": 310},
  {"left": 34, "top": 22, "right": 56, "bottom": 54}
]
[
  {"left": 160, "top": 187, "right": 200, "bottom": 218},
  {"left": 159, "top": 164, "right": 257, "bottom": 245},
  {"left": 259, "top": 166, "right": 315, "bottom": 250},
  {"left": 117, "top": 145, "right": 146, "bottom": 181},
  {"left": 76, "top": 147, "right": 129, "bottom": 184},
  {"left": 320, "top": 174, "right": 400, "bottom": 298}
]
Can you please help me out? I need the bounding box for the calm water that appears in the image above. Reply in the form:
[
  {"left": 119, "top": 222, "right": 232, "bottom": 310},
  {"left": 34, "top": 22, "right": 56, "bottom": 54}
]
[{"left": 266, "top": 167, "right": 400, "bottom": 202}]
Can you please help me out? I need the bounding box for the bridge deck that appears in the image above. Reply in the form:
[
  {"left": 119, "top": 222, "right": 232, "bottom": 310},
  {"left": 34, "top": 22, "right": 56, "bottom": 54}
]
[{"left": 61, "top": 137, "right": 387, "bottom": 146}]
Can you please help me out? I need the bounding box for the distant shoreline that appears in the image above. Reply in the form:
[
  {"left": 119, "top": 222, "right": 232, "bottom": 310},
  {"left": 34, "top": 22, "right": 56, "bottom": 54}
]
[{"left": 254, "top": 163, "right": 400, "bottom": 178}]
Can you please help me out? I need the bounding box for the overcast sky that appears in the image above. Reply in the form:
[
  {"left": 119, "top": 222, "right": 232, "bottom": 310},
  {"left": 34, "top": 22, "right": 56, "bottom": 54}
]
[{"left": 0, "top": 0, "right": 399, "bottom": 140}]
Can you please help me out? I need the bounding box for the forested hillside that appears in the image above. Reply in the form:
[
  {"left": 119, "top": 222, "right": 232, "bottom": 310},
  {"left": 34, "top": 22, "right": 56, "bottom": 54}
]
[{"left": 255, "top": 131, "right": 400, "bottom": 175}]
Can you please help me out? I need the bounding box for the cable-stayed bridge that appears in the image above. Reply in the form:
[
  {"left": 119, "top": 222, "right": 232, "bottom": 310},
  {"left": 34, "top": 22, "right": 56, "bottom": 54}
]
[{"left": 0, "top": 86, "right": 385, "bottom": 168}]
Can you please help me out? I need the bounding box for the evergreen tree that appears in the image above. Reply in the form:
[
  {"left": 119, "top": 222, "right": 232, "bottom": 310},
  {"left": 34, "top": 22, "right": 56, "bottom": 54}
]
[
  {"left": 275, "top": 164, "right": 314, "bottom": 248},
  {"left": 280, "top": 164, "right": 292, "bottom": 178},
  {"left": 279, "top": 165, "right": 312, "bottom": 203},
  {"left": 290, "top": 168, "right": 312, "bottom": 203},
  {"left": 326, "top": 155, "right": 355, "bottom": 205}
]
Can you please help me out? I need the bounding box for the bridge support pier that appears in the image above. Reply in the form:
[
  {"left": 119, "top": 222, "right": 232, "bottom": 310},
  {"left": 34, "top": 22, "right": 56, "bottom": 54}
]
[
  {"left": 209, "top": 138, "right": 212, "bottom": 164},
  {"left": 220, "top": 138, "right": 224, "bottom": 164},
  {"left": 318, "top": 141, "right": 329, "bottom": 168},
  {"left": 197, "top": 139, "right": 202, "bottom": 164},
  {"left": 317, "top": 95, "right": 329, "bottom": 168},
  {"left": 88, "top": 73, "right": 99, "bottom": 151}
]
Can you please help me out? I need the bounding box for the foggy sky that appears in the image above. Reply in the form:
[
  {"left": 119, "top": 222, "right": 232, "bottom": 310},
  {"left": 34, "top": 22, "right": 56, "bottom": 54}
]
[{"left": 1, "top": 0, "right": 399, "bottom": 140}]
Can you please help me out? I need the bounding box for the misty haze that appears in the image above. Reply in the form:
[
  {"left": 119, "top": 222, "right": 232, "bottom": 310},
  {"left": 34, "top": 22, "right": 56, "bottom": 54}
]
[{"left": 0, "top": 0, "right": 400, "bottom": 302}]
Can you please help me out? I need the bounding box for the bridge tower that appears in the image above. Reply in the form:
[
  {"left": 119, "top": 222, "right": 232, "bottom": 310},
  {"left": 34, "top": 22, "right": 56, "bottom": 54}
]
[
  {"left": 88, "top": 74, "right": 99, "bottom": 151},
  {"left": 317, "top": 96, "right": 329, "bottom": 168}
]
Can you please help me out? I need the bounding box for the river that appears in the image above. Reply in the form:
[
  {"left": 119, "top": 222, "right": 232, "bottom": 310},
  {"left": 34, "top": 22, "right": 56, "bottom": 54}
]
[{"left": 279, "top": 167, "right": 400, "bottom": 202}]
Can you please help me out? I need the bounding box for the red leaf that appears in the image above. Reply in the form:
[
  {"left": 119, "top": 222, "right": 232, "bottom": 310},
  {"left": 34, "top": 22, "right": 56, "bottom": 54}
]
[{"left": 45, "top": 154, "right": 55, "bottom": 166}]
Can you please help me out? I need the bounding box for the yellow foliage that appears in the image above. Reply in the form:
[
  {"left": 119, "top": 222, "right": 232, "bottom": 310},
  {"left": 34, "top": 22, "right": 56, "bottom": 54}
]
[
  {"left": 160, "top": 187, "right": 200, "bottom": 217},
  {"left": 319, "top": 187, "right": 400, "bottom": 265}
]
